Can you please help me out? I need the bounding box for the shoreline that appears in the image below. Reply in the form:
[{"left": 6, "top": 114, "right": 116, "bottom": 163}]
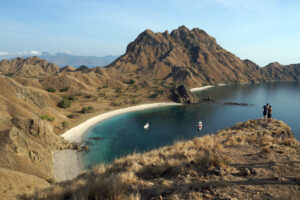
[
  {"left": 54, "top": 102, "right": 181, "bottom": 181},
  {"left": 61, "top": 102, "right": 181, "bottom": 143},
  {"left": 190, "top": 84, "right": 226, "bottom": 92}
]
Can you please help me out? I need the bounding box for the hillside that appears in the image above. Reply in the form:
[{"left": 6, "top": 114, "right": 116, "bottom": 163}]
[
  {"left": 263, "top": 62, "right": 300, "bottom": 81},
  {"left": 0, "top": 56, "right": 60, "bottom": 77},
  {"left": 0, "top": 26, "right": 300, "bottom": 199},
  {"left": 26, "top": 119, "right": 300, "bottom": 200}
]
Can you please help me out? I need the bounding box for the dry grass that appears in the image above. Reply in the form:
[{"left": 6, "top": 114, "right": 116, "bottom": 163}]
[{"left": 26, "top": 119, "right": 300, "bottom": 200}]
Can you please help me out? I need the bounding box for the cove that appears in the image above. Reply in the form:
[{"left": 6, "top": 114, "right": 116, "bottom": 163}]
[{"left": 82, "top": 82, "right": 300, "bottom": 169}]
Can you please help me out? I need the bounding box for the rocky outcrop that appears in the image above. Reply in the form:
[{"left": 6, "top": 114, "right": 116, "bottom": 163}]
[{"left": 157, "top": 85, "right": 199, "bottom": 104}]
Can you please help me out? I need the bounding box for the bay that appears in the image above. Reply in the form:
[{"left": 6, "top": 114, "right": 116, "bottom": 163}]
[{"left": 82, "top": 82, "right": 300, "bottom": 169}]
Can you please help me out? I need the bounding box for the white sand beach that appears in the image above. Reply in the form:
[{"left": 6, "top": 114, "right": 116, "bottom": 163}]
[
  {"left": 61, "top": 102, "right": 181, "bottom": 143},
  {"left": 190, "top": 85, "right": 214, "bottom": 92},
  {"left": 54, "top": 102, "right": 181, "bottom": 181},
  {"left": 190, "top": 84, "right": 227, "bottom": 92}
]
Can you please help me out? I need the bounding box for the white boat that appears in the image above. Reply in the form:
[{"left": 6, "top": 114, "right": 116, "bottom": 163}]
[
  {"left": 198, "top": 121, "right": 202, "bottom": 131},
  {"left": 144, "top": 123, "right": 150, "bottom": 129}
]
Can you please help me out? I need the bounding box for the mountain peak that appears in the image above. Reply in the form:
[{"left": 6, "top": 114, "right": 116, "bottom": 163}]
[{"left": 110, "top": 26, "right": 267, "bottom": 87}]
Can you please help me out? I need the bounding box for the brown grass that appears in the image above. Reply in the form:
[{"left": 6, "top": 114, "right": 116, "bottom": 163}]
[{"left": 26, "top": 119, "right": 299, "bottom": 199}]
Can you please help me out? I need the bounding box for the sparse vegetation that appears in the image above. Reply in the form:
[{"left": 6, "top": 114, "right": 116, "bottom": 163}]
[
  {"left": 63, "top": 94, "right": 76, "bottom": 101},
  {"left": 46, "top": 178, "right": 56, "bottom": 184},
  {"left": 60, "top": 86, "right": 69, "bottom": 92},
  {"left": 41, "top": 115, "right": 55, "bottom": 122},
  {"left": 5, "top": 72, "right": 14, "bottom": 77},
  {"left": 81, "top": 106, "right": 95, "bottom": 114},
  {"left": 115, "top": 87, "right": 122, "bottom": 93},
  {"left": 57, "top": 94, "right": 76, "bottom": 108},
  {"left": 57, "top": 98, "right": 72, "bottom": 108},
  {"left": 110, "top": 102, "right": 122, "bottom": 106},
  {"left": 98, "top": 92, "right": 106, "bottom": 97},
  {"left": 62, "top": 121, "right": 69, "bottom": 128},
  {"left": 47, "top": 87, "right": 56, "bottom": 93},
  {"left": 23, "top": 119, "right": 300, "bottom": 199},
  {"left": 67, "top": 114, "right": 80, "bottom": 118},
  {"left": 128, "top": 79, "right": 135, "bottom": 84}
]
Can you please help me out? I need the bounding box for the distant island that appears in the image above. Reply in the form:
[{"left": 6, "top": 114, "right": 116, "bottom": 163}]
[{"left": 39, "top": 52, "right": 119, "bottom": 67}]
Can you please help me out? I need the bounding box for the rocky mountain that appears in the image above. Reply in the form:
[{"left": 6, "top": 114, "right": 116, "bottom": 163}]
[
  {"left": 262, "top": 62, "right": 300, "bottom": 81},
  {"left": 108, "top": 26, "right": 300, "bottom": 87},
  {"left": 108, "top": 26, "right": 264, "bottom": 87},
  {"left": 40, "top": 53, "right": 118, "bottom": 67}
]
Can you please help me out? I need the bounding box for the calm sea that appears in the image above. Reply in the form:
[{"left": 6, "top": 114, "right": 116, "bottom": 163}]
[{"left": 82, "top": 82, "right": 300, "bottom": 169}]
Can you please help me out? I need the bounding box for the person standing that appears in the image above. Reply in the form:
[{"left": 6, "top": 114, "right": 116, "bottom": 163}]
[
  {"left": 263, "top": 103, "right": 269, "bottom": 121},
  {"left": 267, "top": 105, "right": 272, "bottom": 122}
]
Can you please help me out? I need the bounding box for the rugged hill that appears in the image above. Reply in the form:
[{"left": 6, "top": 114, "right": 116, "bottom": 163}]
[
  {"left": 0, "top": 57, "right": 60, "bottom": 77},
  {"left": 108, "top": 26, "right": 265, "bottom": 87},
  {"left": 27, "top": 119, "right": 300, "bottom": 200},
  {"left": 262, "top": 62, "right": 300, "bottom": 81},
  {"left": 108, "top": 26, "right": 300, "bottom": 87}
]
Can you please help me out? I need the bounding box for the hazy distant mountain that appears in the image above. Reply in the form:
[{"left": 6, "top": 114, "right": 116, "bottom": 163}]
[{"left": 40, "top": 53, "right": 119, "bottom": 67}]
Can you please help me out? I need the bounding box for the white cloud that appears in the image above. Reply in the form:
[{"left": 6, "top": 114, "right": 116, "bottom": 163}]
[
  {"left": 0, "top": 51, "right": 8, "bottom": 56},
  {"left": 17, "top": 51, "right": 28, "bottom": 56},
  {"left": 29, "top": 50, "right": 42, "bottom": 55},
  {"left": 16, "top": 50, "right": 42, "bottom": 56}
]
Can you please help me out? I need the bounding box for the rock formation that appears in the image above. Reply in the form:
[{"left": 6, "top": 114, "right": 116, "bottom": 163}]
[{"left": 157, "top": 85, "right": 199, "bottom": 104}]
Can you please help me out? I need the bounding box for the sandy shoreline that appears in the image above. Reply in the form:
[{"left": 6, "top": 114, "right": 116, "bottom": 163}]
[
  {"left": 54, "top": 102, "right": 181, "bottom": 181},
  {"left": 61, "top": 102, "right": 181, "bottom": 143},
  {"left": 190, "top": 84, "right": 226, "bottom": 92}
]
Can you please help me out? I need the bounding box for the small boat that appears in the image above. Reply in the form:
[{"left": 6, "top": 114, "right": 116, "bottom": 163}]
[
  {"left": 144, "top": 123, "right": 150, "bottom": 129},
  {"left": 198, "top": 121, "right": 202, "bottom": 131}
]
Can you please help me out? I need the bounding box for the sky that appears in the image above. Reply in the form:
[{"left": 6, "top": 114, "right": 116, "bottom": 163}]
[{"left": 0, "top": 0, "right": 300, "bottom": 66}]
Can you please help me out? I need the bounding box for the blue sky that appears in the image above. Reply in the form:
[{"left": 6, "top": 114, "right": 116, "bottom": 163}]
[{"left": 0, "top": 0, "right": 300, "bottom": 66}]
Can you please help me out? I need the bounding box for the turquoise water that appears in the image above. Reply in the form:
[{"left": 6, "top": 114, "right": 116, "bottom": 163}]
[{"left": 82, "top": 82, "right": 300, "bottom": 169}]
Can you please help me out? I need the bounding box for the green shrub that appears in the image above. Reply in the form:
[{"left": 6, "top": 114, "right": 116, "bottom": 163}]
[
  {"left": 41, "top": 115, "right": 55, "bottom": 122},
  {"left": 98, "top": 92, "right": 106, "bottom": 97},
  {"left": 47, "top": 87, "right": 56, "bottom": 93},
  {"left": 63, "top": 94, "right": 76, "bottom": 101},
  {"left": 60, "top": 87, "right": 69, "bottom": 92},
  {"left": 81, "top": 106, "right": 95, "bottom": 114},
  {"left": 46, "top": 178, "right": 55, "bottom": 184},
  {"left": 62, "top": 121, "right": 69, "bottom": 128},
  {"left": 115, "top": 87, "right": 122, "bottom": 93},
  {"left": 128, "top": 79, "right": 135, "bottom": 84},
  {"left": 57, "top": 99, "right": 72, "bottom": 108},
  {"left": 67, "top": 114, "right": 79, "bottom": 118},
  {"left": 110, "top": 102, "right": 122, "bottom": 106},
  {"left": 5, "top": 73, "right": 14, "bottom": 77}
]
